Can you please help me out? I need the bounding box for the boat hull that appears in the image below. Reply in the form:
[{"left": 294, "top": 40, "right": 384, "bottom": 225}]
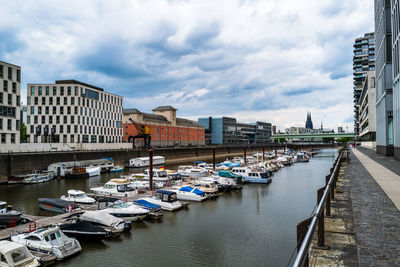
[
  {"left": 0, "top": 213, "right": 22, "bottom": 224},
  {"left": 243, "top": 177, "right": 272, "bottom": 184},
  {"left": 60, "top": 230, "right": 107, "bottom": 242}
]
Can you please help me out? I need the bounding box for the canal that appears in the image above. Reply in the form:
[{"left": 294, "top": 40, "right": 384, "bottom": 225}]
[{"left": 0, "top": 148, "right": 337, "bottom": 266}]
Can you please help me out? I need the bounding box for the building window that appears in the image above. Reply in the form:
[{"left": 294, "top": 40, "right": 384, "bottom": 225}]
[
  {"left": 38, "top": 106, "right": 42, "bottom": 115},
  {"left": 60, "top": 87, "right": 64, "bottom": 95},
  {"left": 10, "top": 133, "right": 15, "bottom": 144},
  {"left": 64, "top": 97, "right": 67, "bottom": 105},
  {"left": 91, "top": 135, "right": 97, "bottom": 143},
  {"left": 75, "top": 87, "right": 78, "bottom": 96},
  {"left": 0, "top": 65, "right": 3, "bottom": 78},
  {"left": 67, "top": 86, "right": 71, "bottom": 95},
  {"left": 4, "top": 81, "right": 8, "bottom": 92},
  {"left": 82, "top": 135, "right": 89, "bottom": 143},
  {"left": 16, "top": 96, "right": 20, "bottom": 106},
  {"left": 42, "top": 97, "right": 46, "bottom": 105},
  {"left": 63, "top": 116, "right": 67, "bottom": 124},
  {"left": 0, "top": 93, "right": 2, "bottom": 104},
  {"left": 8, "top": 94, "right": 12, "bottom": 105},
  {"left": 34, "top": 116, "right": 38, "bottom": 124},
  {"left": 7, "top": 119, "right": 11, "bottom": 130},
  {"left": 71, "top": 97, "right": 75, "bottom": 105},
  {"left": 53, "top": 86, "right": 57, "bottom": 95},
  {"left": 49, "top": 97, "right": 53, "bottom": 105},
  {"left": 56, "top": 116, "right": 60, "bottom": 124},
  {"left": 1, "top": 133, "right": 5, "bottom": 143},
  {"left": 41, "top": 116, "right": 45, "bottom": 124},
  {"left": 34, "top": 97, "right": 38, "bottom": 105},
  {"left": 0, "top": 118, "right": 2, "bottom": 130},
  {"left": 30, "top": 106, "right": 34, "bottom": 114},
  {"left": 12, "top": 82, "right": 16, "bottom": 93},
  {"left": 17, "top": 70, "right": 20, "bottom": 82},
  {"left": 60, "top": 106, "right": 63, "bottom": 114},
  {"left": 60, "top": 125, "right": 63, "bottom": 133},
  {"left": 38, "top": 86, "right": 42, "bottom": 95},
  {"left": 46, "top": 86, "right": 50, "bottom": 95},
  {"left": 8, "top": 67, "right": 12, "bottom": 80},
  {"left": 45, "top": 106, "right": 49, "bottom": 114},
  {"left": 71, "top": 116, "right": 74, "bottom": 124},
  {"left": 67, "top": 125, "right": 71, "bottom": 133},
  {"left": 56, "top": 97, "right": 60, "bottom": 105},
  {"left": 52, "top": 106, "right": 56, "bottom": 114},
  {"left": 49, "top": 116, "right": 53, "bottom": 124},
  {"left": 16, "top": 120, "right": 19, "bottom": 131}
]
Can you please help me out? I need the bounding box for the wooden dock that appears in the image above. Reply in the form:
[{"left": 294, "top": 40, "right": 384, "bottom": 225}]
[{"left": 0, "top": 211, "right": 82, "bottom": 240}]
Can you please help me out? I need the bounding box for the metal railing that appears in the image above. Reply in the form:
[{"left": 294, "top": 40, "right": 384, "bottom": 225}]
[{"left": 292, "top": 148, "right": 347, "bottom": 267}]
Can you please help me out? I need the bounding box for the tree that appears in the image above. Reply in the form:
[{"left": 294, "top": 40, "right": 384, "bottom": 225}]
[{"left": 20, "top": 122, "right": 27, "bottom": 142}]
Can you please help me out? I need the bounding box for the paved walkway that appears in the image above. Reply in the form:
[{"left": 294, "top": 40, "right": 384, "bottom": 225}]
[{"left": 348, "top": 147, "right": 400, "bottom": 266}]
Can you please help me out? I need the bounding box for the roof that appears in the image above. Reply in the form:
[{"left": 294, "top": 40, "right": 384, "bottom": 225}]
[
  {"left": 55, "top": 79, "right": 104, "bottom": 92},
  {"left": 143, "top": 113, "right": 170, "bottom": 123},
  {"left": 176, "top": 117, "right": 202, "bottom": 127},
  {"left": 123, "top": 108, "right": 141, "bottom": 114},
  {"left": 152, "top": 105, "right": 177, "bottom": 111},
  {"left": 0, "top": 60, "right": 21, "bottom": 68},
  {"left": 0, "top": 240, "right": 26, "bottom": 254}
]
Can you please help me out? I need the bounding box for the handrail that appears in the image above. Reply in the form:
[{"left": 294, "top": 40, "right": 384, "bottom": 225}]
[{"left": 292, "top": 150, "right": 344, "bottom": 267}]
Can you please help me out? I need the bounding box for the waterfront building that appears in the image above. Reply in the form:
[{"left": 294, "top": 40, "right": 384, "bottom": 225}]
[
  {"left": 0, "top": 60, "right": 21, "bottom": 146},
  {"left": 198, "top": 117, "right": 272, "bottom": 145},
  {"left": 374, "top": 0, "right": 393, "bottom": 155},
  {"left": 358, "top": 71, "right": 376, "bottom": 143},
  {"left": 391, "top": 0, "right": 400, "bottom": 158},
  {"left": 123, "top": 106, "right": 205, "bottom": 147},
  {"left": 27, "top": 80, "right": 123, "bottom": 144},
  {"left": 305, "top": 112, "right": 313, "bottom": 129},
  {"left": 353, "top": 32, "right": 375, "bottom": 135},
  {"left": 272, "top": 125, "right": 277, "bottom": 135}
]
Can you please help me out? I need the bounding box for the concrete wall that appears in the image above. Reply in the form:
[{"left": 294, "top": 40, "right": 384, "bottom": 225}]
[{"left": 0, "top": 144, "right": 336, "bottom": 177}]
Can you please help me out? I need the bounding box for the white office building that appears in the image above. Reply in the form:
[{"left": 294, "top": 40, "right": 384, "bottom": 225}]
[
  {"left": 0, "top": 60, "right": 21, "bottom": 146},
  {"left": 392, "top": 0, "right": 400, "bottom": 159},
  {"left": 27, "top": 80, "right": 123, "bottom": 145},
  {"left": 358, "top": 71, "right": 376, "bottom": 146}
]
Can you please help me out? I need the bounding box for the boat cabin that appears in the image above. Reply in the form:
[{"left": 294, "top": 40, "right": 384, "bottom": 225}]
[
  {"left": 155, "top": 190, "right": 178, "bottom": 203},
  {"left": 144, "top": 169, "right": 167, "bottom": 178},
  {"left": 48, "top": 159, "right": 114, "bottom": 177},
  {"left": 0, "top": 241, "right": 39, "bottom": 267},
  {"left": 105, "top": 179, "right": 135, "bottom": 192},
  {"left": 128, "top": 156, "right": 165, "bottom": 167},
  {"left": 98, "top": 198, "right": 130, "bottom": 210}
]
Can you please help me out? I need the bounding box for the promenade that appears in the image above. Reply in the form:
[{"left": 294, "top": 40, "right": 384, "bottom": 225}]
[{"left": 349, "top": 146, "right": 400, "bottom": 266}]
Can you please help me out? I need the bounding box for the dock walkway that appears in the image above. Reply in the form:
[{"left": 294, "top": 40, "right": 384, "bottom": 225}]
[{"left": 349, "top": 147, "right": 400, "bottom": 266}]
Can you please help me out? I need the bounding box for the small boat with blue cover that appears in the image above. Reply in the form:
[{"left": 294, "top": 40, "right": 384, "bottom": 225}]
[
  {"left": 138, "top": 190, "right": 182, "bottom": 211},
  {"left": 135, "top": 199, "right": 163, "bottom": 220},
  {"left": 171, "top": 186, "right": 207, "bottom": 202}
]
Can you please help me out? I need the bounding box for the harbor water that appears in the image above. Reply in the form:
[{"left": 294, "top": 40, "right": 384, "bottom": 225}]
[{"left": 0, "top": 149, "right": 337, "bottom": 266}]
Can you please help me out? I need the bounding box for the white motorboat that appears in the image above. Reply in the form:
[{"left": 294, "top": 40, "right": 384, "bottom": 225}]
[
  {"left": 139, "top": 190, "right": 182, "bottom": 211},
  {"left": 0, "top": 240, "right": 40, "bottom": 267},
  {"left": 170, "top": 186, "right": 207, "bottom": 201},
  {"left": 86, "top": 167, "right": 101, "bottom": 177},
  {"left": 127, "top": 156, "right": 165, "bottom": 168},
  {"left": 90, "top": 179, "right": 138, "bottom": 198},
  {"left": 231, "top": 167, "right": 272, "bottom": 184},
  {"left": 0, "top": 201, "right": 22, "bottom": 225},
  {"left": 11, "top": 227, "right": 81, "bottom": 260},
  {"left": 296, "top": 152, "right": 310, "bottom": 162},
  {"left": 191, "top": 179, "right": 219, "bottom": 195},
  {"left": 127, "top": 179, "right": 164, "bottom": 190},
  {"left": 60, "top": 190, "right": 96, "bottom": 204},
  {"left": 276, "top": 156, "right": 292, "bottom": 166},
  {"left": 130, "top": 169, "right": 170, "bottom": 182},
  {"left": 97, "top": 198, "right": 149, "bottom": 221},
  {"left": 177, "top": 166, "right": 208, "bottom": 178}
]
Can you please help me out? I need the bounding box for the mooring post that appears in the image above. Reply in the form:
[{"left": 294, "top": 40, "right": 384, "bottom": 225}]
[
  {"left": 244, "top": 146, "right": 247, "bottom": 166},
  {"left": 317, "top": 187, "right": 326, "bottom": 248},
  {"left": 274, "top": 145, "right": 277, "bottom": 158},
  {"left": 213, "top": 147, "right": 216, "bottom": 171},
  {"left": 262, "top": 146, "right": 265, "bottom": 161},
  {"left": 297, "top": 217, "right": 313, "bottom": 267},
  {"left": 149, "top": 148, "right": 153, "bottom": 191},
  {"left": 325, "top": 175, "right": 331, "bottom": 217}
]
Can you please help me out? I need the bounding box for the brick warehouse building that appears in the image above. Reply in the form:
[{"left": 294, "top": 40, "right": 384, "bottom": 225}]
[{"left": 123, "top": 106, "right": 205, "bottom": 147}]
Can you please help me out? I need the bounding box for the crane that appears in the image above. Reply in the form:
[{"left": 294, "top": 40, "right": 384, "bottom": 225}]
[{"left": 128, "top": 118, "right": 152, "bottom": 148}]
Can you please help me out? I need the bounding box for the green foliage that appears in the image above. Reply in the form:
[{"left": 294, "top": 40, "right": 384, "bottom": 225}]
[
  {"left": 20, "top": 122, "right": 27, "bottom": 142},
  {"left": 322, "top": 137, "right": 335, "bottom": 143},
  {"left": 338, "top": 137, "right": 353, "bottom": 143},
  {"left": 277, "top": 138, "right": 286, "bottom": 143}
]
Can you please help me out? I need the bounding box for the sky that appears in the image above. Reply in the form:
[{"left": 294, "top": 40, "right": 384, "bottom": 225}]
[{"left": 0, "top": 0, "right": 374, "bottom": 132}]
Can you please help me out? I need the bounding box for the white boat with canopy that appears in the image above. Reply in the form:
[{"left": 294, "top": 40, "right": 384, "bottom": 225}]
[{"left": 60, "top": 190, "right": 96, "bottom": 204}]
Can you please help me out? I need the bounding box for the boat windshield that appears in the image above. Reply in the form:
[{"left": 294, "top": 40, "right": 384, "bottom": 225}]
[
  {"left": 157, "top": 171, "right": 167, "bottom": 177},
  {"left": 71, "top": 193, "right": 85, "bottom": 198},
  {"left": 104, "top": 184, "right": 116, "bottom": 189},
  {"left": 10, "top": 249, "right": 30, "bottom": 264},
  {"left": 111, "top": 202, "right": 131, "bottom": 209},
  {"left": 260, "top": 173, "right": 269, "bottom": 178},
  {"left": 169, "top": 194, "right": 177, "bottom": 202},
  {"left": 0, "top": 204, "right": 6, "bottom": 210}
]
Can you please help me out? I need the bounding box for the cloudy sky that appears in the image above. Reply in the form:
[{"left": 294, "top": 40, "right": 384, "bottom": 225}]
[{"left": 0, "top": 0, "right": 374, "bottom": 131}]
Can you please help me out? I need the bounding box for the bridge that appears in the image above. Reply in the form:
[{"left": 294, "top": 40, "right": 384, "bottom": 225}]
[{"left": 271, "top": 132, "right": 355, "bottom": 140}]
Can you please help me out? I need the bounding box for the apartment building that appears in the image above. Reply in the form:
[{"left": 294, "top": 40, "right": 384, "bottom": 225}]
[
  {"left": 27, "top": 80, "right": 123, "bottom": 144},
  {"left": 358, "top": 71, "right": 376, "bottom": 142},
  {"left": 391, "top": 0, "right": 400, "bottom": 158},
  {"left": 0, "top": 60, "right": 21, "bottom": 146},
  {"left": 353, "top": 33, "right": 375, "bottom": 135}
]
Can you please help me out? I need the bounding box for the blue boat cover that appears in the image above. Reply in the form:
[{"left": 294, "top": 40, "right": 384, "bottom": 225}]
[
  {"left": 179, "top": 186, "right": 205, "bottom": 196},
  {"left": 194, "top": 161, "right": 205, "bottom": 164},
  {"left": 135, "top": 200, "right": 161, "bottom": 210}
]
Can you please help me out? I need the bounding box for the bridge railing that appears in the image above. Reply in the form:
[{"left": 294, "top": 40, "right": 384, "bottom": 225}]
[{"left": 292, "top": 147, "right": 348, "bottom": 267}]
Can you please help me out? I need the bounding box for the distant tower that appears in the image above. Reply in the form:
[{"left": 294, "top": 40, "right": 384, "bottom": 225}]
[
  {"left": 305, "top": 112, "right": 313, "bottom": 129},
  {"left": 320, "top": 121, "right": 323, "bottom": 130}
]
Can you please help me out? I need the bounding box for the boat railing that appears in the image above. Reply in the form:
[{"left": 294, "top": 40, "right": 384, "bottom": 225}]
[{"left": 291, "top": 148, "right": 347, "bottom": 267}]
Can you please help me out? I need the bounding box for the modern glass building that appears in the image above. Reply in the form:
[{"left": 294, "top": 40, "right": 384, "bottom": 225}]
[
  {"left": 198, "top": 117, "right": 271, "bottom": 145},
  {"left": 374, "top": 0, "right": 393, "bottom": 155},
  {"left": 353, "top": 32, "right": 375, "bottom": 136},
  {"left": 391, "top": 0, "right": 400, "bottom": 159}
]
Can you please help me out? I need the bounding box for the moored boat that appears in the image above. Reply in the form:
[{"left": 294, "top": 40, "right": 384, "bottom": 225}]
[
  {"left": 170, "top": 186, "right": 207, "bottom": 201},
  {"left": 11, "top": 226, "right": 82, "bottom": 260},
  {"left": 60, "top": 190, "right": 96, "bottom": 204},
  {"left": 0, "top": 201, "right": 22, "bottom": 225},
  {"left": 0, "top": 240, "right": 40, "bottom": 267},
  {"left": 97, "top": 198, "right": 149, "bottom": 221},
  {"left": 134, "top": 200, "right": 164, "bottom": 220},
  {"left": 80, "top": 210, "right": 130, "bottom": 235},
  {"left": 231, "top": 167, "right": 272, "bottom": 184},
  {"left": 86, "top": 167, "right": 101, "bottom": 177},
  {"left": 59, "top": 220, "right": 108, "bottom": 242},
  {"left": 110, "top": 166, "right": 124, "bottom": 173},
  {"left": 138, "top": 190, "right": 182, "bottom": 211},
  {"left": 38, "top": 198, "right": 82, "bottom": 214},
  {"left": 127, "top": 156, "right": 165, "bottom": 168},
  {"left": 90, "top": 179, "right": 138, "bottom": 198}
]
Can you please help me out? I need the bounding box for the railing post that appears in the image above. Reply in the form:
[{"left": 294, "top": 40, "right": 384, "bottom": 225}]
[
  {"left": 325, "top": 175, "right": 331, "bottom": 217},
  {"left": 149, "top": 148, "right": 153, "bottom": 191},
  {"left": 244, "top": 146, "right": 247, "bottom": 166},
  {"left": 213, "top": 147, "right": 216, "bottom": 171},
  {"left": 262, "top": 146, "right": 265, "bottom": 161},
  {"left": 297, "top": 217, "right": 313, "bottom": 267},
  {"left": 317, "top": 187, "right": 328, "bottom": 249}
]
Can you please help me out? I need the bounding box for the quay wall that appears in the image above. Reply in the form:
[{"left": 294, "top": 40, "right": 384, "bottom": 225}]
[{"left": 0, "top": 144, "right": 337, "bottom": 178}]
